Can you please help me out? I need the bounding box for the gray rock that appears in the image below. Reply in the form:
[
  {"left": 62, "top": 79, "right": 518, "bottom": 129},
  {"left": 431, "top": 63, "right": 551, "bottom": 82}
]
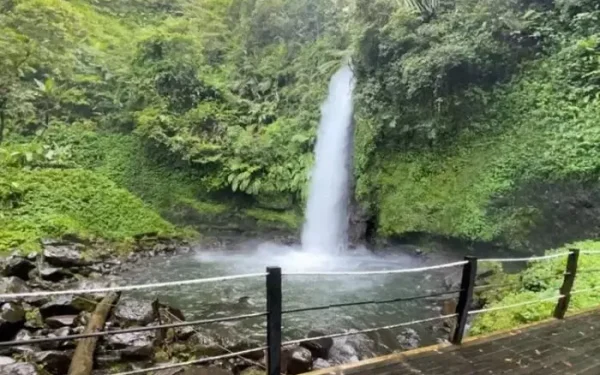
[
  {"left": 0, "top": 363, "right": 39, "bottom": 375},
  {"left": 33, "top": 350, "right": 72, "bottom": 375},
  {"left": 107, "top": 331, "right": 154, "bottom": 359},
  {"left": 328, "top": 339, "right": 359, "bottom": 365},
  {"left": 2, "top": 257, "right": 36, "bottom": 280},
  {"left": 39, "top": 266, "right": 73, "bottom": 282},
  {"left": 0, "top": 356, "right": 15, "bottom": 365},
  {"left": 0, "top": 276, "right": 30, "bottom": 295},
  {"left": 45, "top": 315, "right": 77, "bottom": 328},
  {"left": 300, "top": 330, "right": 334, "bottom": 359},
  {"left": 43, "top": 245, "right": 86, "bottom": 267},
  {"left": 113, "top": 298, "right": 155, "bottom": 326},
  {"left": 0, "top": 302, "right": 25, "bottom": 341},
  {"left": 175, "top": 325, "right": 195, "bottom": 341},
  {"left": 287, "top": 346, "right": 312, "bottom": 375},
  {"left": 396, "top": 328, "right": 421, "bottom": 351},
  {"left": 14, "top": 329, "right": 33, "bottom": 342},
  {"left": 39, "top": 327, "right": 72, "bottom": 350},
  {"left": 94, "top": 351, "right": 121, "bottom": 368},
  {"left": 313, "top": 358, "right": 331, "bottom": 369},
  {"left": 40, "top": 295, "right": 94, "bottom": 318}
]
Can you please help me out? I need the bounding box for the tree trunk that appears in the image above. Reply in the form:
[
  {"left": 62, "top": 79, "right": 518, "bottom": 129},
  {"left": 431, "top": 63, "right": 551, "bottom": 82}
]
[{"left": 68, "top": 292, "right": 120, "bottom": 375}]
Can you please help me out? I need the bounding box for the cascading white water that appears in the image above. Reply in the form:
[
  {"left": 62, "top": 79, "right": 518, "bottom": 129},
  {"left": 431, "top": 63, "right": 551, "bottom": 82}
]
[{"left": 301, "top": 65, "right": 355, "bottom": 253}]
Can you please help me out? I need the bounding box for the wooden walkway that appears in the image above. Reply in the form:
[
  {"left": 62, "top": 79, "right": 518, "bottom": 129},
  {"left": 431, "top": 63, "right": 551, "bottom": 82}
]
[{"left": 307, "top": 309, "right": 600, "bottom": 375}]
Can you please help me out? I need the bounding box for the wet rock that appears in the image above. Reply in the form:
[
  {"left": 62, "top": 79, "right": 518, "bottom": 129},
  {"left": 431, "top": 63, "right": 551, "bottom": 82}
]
[
  {"left": 287, "top": 346, "right": 312, "bottom": 375},
  {"left": 0, "top": 276, "right": 30, "bottom": 295},
  {"left": 175, "top": 325, "right": 195, "bottom": 341},
  {"left": 69, "top": 279, "right": 112, "bottom": 302},
  {"left": 45, "top": 315, "right": 77, "bottom": 328},
  {"left": 313, "top": 358, "right": 331, "bottom": 369},
  {"left": 39, "top": 267, "right": 73, "bottom": 282},
  {"left": 107, "top": 331, "right": 154, "bottom": 359},
  {"left": 43, "top": 244, "right": 86, "bottom": 267},
  {"left": 0, "top": 302, "right": 25, "bottom": 341},
  {"left": 396, "top": 328, "right": 420, "bottom": 350},
  {"left": 14, "top": 329, "right": 33, "bottom": 342},
  {"left": 188, "top": 333, "right": 225, "bottom": 357},
  {"left": 0, "top": 356, "right": 15, "bottom": 365},
  {"left": 0, "top": 363, "right": 39, "bottom": 375},
  {"left": 2, "top": 257, "right": 36, "bottom": 280},
  {"left": 300, "top": 330, "right": 333, "bottom": 359},
  {"left": 33, "top": 350, "right": 72, "bottom": 375},
  {"left": 40, "top": 295, "right": 94, "bottom": 318},
  {"left": 113, "top": 298, "right": 155, "bottom": 326},
  {"left": 328, "top": 341, "right": 359, "bottom": 365}
]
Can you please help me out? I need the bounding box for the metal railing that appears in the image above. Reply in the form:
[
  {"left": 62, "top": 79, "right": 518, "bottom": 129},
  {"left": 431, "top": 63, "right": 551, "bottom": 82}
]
[{"left": 0, "top": 248, "right": 599, "bottom": 375}]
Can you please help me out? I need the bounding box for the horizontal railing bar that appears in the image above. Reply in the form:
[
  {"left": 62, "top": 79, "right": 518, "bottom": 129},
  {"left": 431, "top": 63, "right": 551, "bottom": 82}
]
[
  {"left": 575, "top": 268, "right": 600, "bottom": 274},
  {"left": 282, "top": 289, "right": 462, "bottom": 315},
  {"left": 571, "top": 286, "right": 600, "bottom": 295},
  {"left": 467, "top": 295, "right": 564, "bottom": 315},
  {"left": 474, "top": 274, "right": 562, "bottom": 291},
  {"left": 0, "top": 273, "right": 268, "bottom": 300},
  {"left": 0, "top": 312, "right": 267, "bottom": 348},
  {"left": 113, "top": 346, "right": 269, "bottom": 375},
  {"left": 281, "top": 313, "right": 457, "bottom": 346},
  {"left": 579, "top": 250, "right": 600, "bottom": 255},
  {"left": 283, "top": 261, "right": 468, "bottom": 276},
  {"left": 478, "top": 252, "right": 571, "bottom": 263}
]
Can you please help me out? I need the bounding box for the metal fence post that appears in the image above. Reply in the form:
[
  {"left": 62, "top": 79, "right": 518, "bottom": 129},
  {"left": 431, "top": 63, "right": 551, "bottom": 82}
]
[
  {"left": 554, "top": 249, "right": 580, "bottom": 319},
  {"left": 266, "top": 266, "right": 282, "bottom": 375},
  {"left": 452, "top": 256, "right": 477, "bottom": 345}
]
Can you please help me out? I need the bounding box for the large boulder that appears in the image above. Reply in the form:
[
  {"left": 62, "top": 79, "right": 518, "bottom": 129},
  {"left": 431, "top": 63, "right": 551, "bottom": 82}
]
[
  {"left": 0, "top": 363, "right": 39, "bottom": 375},
  {"left": 43, "top": 244, "right": 86, "bottom": 267},
  {"left": 113, "top": 298, "right": 155, "bottom": 326},
  {"left": 2, "top": 257, "right": 36, "bottom": 280},
  {"left": 396, "top": 328, "right": 421, "bottom": 351},
  {"left": 40, "top": 296, "right": 94, "bottom": 318},
  {"left": 0, "top": 302, "right": 25, "bottom": 341},
  {"left": 33, "top": 350, "right": 72, "bottom": 375},
  {"left": 300, "top": 330, "right": 334, "bottom": 359},
  {"left": 0, "top": 356, "right": 15, "bottom": 365},
  {"left": 287, "top": 346, "right": 312, "bottom": 375},
  {"left": 107, "top": 331, "right": 154, "bottom": 360}
]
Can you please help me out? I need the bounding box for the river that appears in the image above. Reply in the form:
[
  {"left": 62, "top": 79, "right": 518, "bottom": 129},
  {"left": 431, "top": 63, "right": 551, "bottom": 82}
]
[{"left": 120, "top": 236, "right": 466, "bottom": 355}]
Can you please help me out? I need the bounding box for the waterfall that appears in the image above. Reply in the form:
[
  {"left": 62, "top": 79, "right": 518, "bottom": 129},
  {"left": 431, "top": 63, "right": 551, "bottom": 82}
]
[{"left": 301, "top": 65, "right": 355, "bottom": 254}]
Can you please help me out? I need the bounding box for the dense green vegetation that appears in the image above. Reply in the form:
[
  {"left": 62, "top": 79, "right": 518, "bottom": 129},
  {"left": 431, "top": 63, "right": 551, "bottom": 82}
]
[
  {"left": 2, "top": 0, "right": 600, "bottom": 264},
  {"left": 472, "top": 241, "right": 600, "bottom": 334},
  {"left": 352, "top": 0, "right": 600, "bottom": 251}
]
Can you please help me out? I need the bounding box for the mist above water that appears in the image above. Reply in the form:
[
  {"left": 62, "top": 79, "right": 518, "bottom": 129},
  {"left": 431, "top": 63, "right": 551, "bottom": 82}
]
[{"left": 301, "top": 65, "right": 355, "bottom": 254}]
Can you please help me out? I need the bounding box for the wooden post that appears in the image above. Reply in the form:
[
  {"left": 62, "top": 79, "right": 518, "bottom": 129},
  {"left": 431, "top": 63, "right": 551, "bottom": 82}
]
[
  {"left": 266, "top": 267, "right": 282, "bottom": 375},
  {"left": 554, "top": 249, "right": 580, "bottom": 319},
  {"left": 452, "top": 256, "right": 477, "bottom": 345}
]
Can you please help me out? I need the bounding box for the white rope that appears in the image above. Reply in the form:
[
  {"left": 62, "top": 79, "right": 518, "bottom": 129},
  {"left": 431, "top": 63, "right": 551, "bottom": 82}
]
[
  {"left": 113, "top": 346, "right": 268, "bottom": 375},
  {"left": 284, "top": 261, "right": 468, "bottom": 276},
  {"left": 467, "top": 295, "right": 564, "bottom": 315},
  {"left": 0, "top": 272, "right": 267, "bottom": 300},
  {"left": 478, "top": 252, "right": 571, "bottom": 263},
  {"left": 571, "top": 286, "right": 600, "bottom": 295},
  {"left": 282, "top": 313, "right": 458, "bottom": 346},
  {"left": 580, "top": 250, "right": 600, "bottom": 255}
]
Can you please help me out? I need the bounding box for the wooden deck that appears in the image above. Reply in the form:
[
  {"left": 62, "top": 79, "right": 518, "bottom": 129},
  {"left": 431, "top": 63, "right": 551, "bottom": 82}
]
[{"left": 307, "top": 309, "right": 600, "bottom": 375}]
